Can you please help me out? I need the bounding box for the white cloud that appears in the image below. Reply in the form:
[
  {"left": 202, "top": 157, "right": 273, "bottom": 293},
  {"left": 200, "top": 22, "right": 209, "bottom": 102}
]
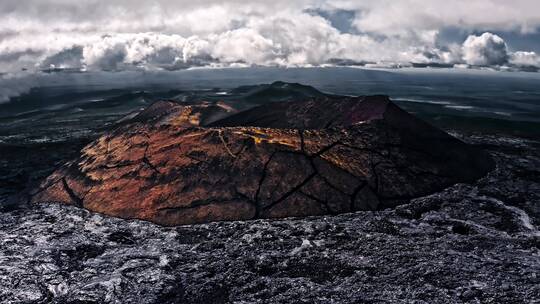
[
  {"left": 462, "top": 32, "right": 508, "bottom": 66},
  {"left": 510, "top": 51, "right": 540, "bottom": 67},
  {"left": 0, "top": 1, "right": 539, "bottom": 73}
]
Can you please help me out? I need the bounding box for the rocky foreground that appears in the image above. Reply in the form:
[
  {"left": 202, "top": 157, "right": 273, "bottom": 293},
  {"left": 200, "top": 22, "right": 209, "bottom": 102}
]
[{"left": 1, "top": 133, "right": 539, "bottom": 303}]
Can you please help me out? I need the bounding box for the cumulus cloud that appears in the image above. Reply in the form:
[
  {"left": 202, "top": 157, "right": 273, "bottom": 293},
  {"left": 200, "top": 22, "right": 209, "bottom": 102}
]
[
  {"left": 462, "top": 32, "right": 509, "bottom": 66},
  {"left": 0, "top": 0, "right": 539, "bottom": 73},
  {"left": 510, "top": 51, "right": 540, "bottom": 67}
]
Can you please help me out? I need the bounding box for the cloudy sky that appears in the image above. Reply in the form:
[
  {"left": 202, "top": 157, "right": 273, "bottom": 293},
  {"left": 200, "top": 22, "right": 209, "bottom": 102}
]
[{"left": 1, "top": 0, "right": 540, "bottom": 75}]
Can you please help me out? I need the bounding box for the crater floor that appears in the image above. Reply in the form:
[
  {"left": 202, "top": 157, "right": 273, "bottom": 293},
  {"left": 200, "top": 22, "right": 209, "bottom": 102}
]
[{"left": 1, "top": 133, "right": 539, "bottom": 303}]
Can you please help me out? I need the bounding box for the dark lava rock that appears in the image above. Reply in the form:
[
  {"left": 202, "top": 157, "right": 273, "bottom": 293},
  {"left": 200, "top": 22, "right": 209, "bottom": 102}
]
[
  {"left": 30, "top": 95, "right": 494, "bottom": 225},
  {"left": 230, "top": 81, "right": 327, "bottom": 104},
  {"left": 0, "top": 133, "right": 538, "bottom": 304}
]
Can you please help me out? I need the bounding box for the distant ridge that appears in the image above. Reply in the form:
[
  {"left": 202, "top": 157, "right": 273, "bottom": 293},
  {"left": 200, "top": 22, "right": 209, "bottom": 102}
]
[{"left": 231, "top": 81, "right": 328, "bottom": 104}]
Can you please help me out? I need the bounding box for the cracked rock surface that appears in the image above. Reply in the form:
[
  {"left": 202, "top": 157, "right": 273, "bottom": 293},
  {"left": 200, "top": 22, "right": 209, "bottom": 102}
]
[
  {"left": 30, "top": 96, "right": 493, "bottom": 225},
  {"left": 1, "top": 133, "right": 539, "bottom": 303}
]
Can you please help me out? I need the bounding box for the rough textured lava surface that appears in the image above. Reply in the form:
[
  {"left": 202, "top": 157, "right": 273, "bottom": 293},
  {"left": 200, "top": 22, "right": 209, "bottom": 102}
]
[
  {"left": 1, "top": 133, "right": 539, "bottom": 303},
  {"left": 30, "top": 96, "right": 494, "bottom": 225}
]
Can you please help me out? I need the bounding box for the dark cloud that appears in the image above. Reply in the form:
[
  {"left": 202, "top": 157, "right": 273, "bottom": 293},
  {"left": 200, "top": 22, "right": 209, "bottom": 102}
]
[{"left": 40, "top": 46, "right": 84, "bottom": 70}]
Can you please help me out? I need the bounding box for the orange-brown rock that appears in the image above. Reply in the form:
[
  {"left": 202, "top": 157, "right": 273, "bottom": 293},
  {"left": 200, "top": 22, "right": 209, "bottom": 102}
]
[{"left": 30, "top": 96, "right": 494, "bottom": 225}]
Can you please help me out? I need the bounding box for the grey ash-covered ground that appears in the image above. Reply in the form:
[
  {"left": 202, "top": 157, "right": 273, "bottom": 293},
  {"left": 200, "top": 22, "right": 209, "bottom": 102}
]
[{"left": 1, "top": 132, "right": 539, "bottom": 303}]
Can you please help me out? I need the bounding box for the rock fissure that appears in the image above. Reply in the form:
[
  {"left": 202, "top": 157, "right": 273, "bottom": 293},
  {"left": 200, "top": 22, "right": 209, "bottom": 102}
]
[
  {"left": 254, "top": 151, "right": 278, "bottom": 218},
  {"left": 299, "top": 129, "right": 306, "bottom": 154},
  {"left": 141, "top": 144, "right": 161, "bottom": 176},
  {"left": 350, "top": 181, "right": 369, "bottom": 211},
  {"left": 299, "top": 190, "right": 336, "bottom": 215},
  {"left": 263, "top": 172, "right": 318, "bottom": 211},
  {"left": 61, "top": 178, "right": 84, "bottom": 208}
]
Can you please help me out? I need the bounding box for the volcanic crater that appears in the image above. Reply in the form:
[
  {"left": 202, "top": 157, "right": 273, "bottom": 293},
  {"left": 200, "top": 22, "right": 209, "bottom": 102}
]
[{"left": 29, "top": 83, "right": 495, "bottom": 225}]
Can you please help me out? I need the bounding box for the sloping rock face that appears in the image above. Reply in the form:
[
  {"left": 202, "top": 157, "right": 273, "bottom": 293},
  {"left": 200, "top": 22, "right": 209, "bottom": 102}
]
[{"left": 30, "top": 96, "right": 494, "bottom": 225}]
